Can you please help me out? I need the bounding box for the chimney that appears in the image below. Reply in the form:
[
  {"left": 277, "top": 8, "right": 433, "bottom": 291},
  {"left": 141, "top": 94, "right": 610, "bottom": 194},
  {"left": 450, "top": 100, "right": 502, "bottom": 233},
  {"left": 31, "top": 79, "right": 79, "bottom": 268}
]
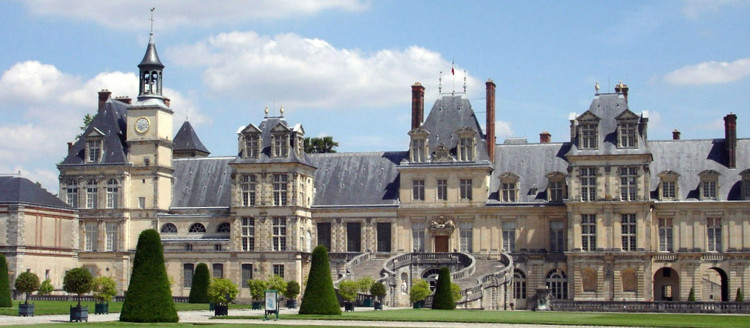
[
  {"left": 67, "top": 142, "right": 73, "bottom": 153},
  {"left": 163, "top": 97, "right": 171, "bottom": 107},
  {"left": 486, "top": 79, "right": 496, "bottom": 159},
  {"left": 614, "top": 81, "right": 629, "bottom": 104},
  {"left": 672, "top": 129, "right": 681, "bottom": 140},
  {"left": 114, "top": 96, "right": 132, "bottom": 104},
  {"left": 98, "top": 89, "right": 111, "bottom": 112},
  {"left": 411, "top": 83, "right": 425, "bottom": 130},
  {"left": 725, "top": 113, "right": 737, "bottom": 169},
  {"left": 540, "top": 131, "right": 551, "bottom": 143}
]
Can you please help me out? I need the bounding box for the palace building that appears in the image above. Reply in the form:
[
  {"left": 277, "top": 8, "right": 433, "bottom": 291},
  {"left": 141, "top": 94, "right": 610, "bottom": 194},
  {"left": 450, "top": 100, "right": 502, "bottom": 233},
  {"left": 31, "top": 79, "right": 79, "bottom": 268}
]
[{"left": 4, "top": 33, "right": 749, "bottom": 309}]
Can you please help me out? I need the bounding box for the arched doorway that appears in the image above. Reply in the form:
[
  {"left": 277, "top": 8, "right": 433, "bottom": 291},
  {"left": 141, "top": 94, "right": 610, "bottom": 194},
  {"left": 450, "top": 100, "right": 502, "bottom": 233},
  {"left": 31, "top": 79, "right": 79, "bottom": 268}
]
[
  {"left": 653, "top": 267, "right": 679, "bottom": 301},
  {"left": 545, "top": 269, "right": 568, "bottom": 300},
  {"left": 422, "top": 268, "right": 440, "bottom": 292},
  {"left": 703, "top": 267, "right": 728, "bottom": 302}
]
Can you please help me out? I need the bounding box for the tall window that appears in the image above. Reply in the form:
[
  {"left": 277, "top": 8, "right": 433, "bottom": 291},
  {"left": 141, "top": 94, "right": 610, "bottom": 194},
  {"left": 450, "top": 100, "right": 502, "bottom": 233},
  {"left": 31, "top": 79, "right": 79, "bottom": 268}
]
[
  {"left": 707, "top": 217, "right": 722, "bottom": 252},
  {"left": 459, "top": 137, "right": 474, "bottom": 161},
  {"left": 502, "top": 222, "right": 516, "bottom": 253},
  {"left": 85, "top": 222, "right": 98, "bottom": 251},
  {"left": 459, "top": 222, "right": 473, "bottom": 253},
  {"left": 546, "top": 270, "right": 568, "bottom": 299},
  {"left": 106, "top": 179, "right": 119, "bottom": 209},
  {"left": 580, "top": 123, "right": 597, "bottom": 149},
  {"left": 87, "top": 140, "right": 101, "bottom": 162},
  {"left": 619, "top": 122, "right": 637, "bottom": 148},
  {"left": 241, "top": 264, "right": 253, "bottom": 287},
  {"left": 241, "top": 217, "right": 255, "bottom": 251},
  {"left": 580, "top": 167, "right": 597, "bottom": 201},
  {"left": 513, "top": 270, "right": 527, "bottom": 299},
  {"left": 245, "top": 136, "right": 259, "bottom": 158},
  {"left": 662, "top": 181, "right": 676, "bottom": 200},
  {"left": 437, "top": 179, "right": 448, "bottom": 201},
  {"left": 658, "top": 218, "right": 673, "bottom": 252},
  {"left": 412, "top": 222, "right": 425, "bottom": 252},
  {"left": 272, "top": 217, "right": 286, "bottom": 251},
  {"left": 549, "top": 179, "right": 565, "bottom": 202},
  {"left": 581, "top": 214, "right": 596, "bottom": 251},
  {"left": 550, "top": 221, "right": 565, "bottom": 252},
  {"left": 411, "top": 138, "right": 426, "bottom": 162},
  {"left": 183, "top": 263, "right": 194, "bottom": 287},
  {"left": 620, "top": 167, "right": 638, "bottom": 201},
  {"left": 241, "top": 175, "right": 256, "bottom": 206},
  {"left": 702, "top": 180, "right": 717, "bottom": 200},
  {"left": 273, "top": 264, "right": 285, "bottom": 278},
  {"left": 621, "top": 214, "right": 636, "bottom": 251},
  {"left": 502, "top": 182, "right": 517, "bottom": 202},
  {"left": 86, "top": 179, "right": 98, "bottom": 209},
  {"left": 346, "top": 222, "right": 361, "bottom": 252},
  {"left": 213, "top": 263, "right": 224, "bottom": 279},
  {"left": 459, "top": 179, "right": 472, "bottom": 200},
  {"left": 273, "top": 174, "right": 288, "bottom": 206},
  {"left": 412, "top": 179, "right": 425, "bottom": 201},
  {"left": 273, "top": 135, "right": 289, "bottom": 157},
  {"left": 66, "top": 180, "right": 78, "bottom": 208},
  {"left": 105, "top": 223, "right": 117, "bottom": 251}
]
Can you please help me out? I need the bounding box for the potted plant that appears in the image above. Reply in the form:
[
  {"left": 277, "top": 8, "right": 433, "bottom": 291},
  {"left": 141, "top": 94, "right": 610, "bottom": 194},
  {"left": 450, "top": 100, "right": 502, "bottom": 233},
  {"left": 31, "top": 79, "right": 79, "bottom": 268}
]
[
  {"left": 357, "top": 277, "right": 374, "bottom": 307},
  {"left": 338, "top": 280, "right": 358, "bottom": 312},
  {"left": 284, "top": 280, "right": 300, "bottom": 309},
  {"left": 15, "top": 272, "right": 40, "bottom": 317},
  {"left": 370, "top": 281, "right": 386, "bottom": 310},
  {"left": 247, "top": 279, "right": 267, "bottom": 310},
  {"left": 38, "top": 279, "right": 54, "bottom": 296},
  {"left": 63, "top": 267, "right": 93, "bottom": 322},
  {"left": 410, "top": 279, "right": 430, "bottom": 309},
  {"left": 207, "top": 278, "right": 238, "bottom": 316},
  {"left": 91, "top": 276, "right": 116, "bottom": 314}
]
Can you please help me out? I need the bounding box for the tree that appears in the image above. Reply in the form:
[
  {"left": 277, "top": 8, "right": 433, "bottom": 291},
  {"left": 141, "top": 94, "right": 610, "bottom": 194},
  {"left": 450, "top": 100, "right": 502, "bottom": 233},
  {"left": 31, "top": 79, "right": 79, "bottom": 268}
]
[
  {"left": 451, "top": 283, "right": 462, "bottom": 303},
  {"left": 284, "top": 280, "right": 300, "bottom": 300},
  {"left": 338, "top": 280, "right": 358, "bottom": 303},
  {"left": 357, "top": 277, "right": 375, "bottom": 295},
  {"left": 0, "top": 254, "right": 11, "bottom": 307},
  {"left": 304, "top": 136, "right": 338, "bottom": 153},
  {"left": 409, "top": 280, "right": 431, "bottom": 304},
  {"left": 431, "top": 267, "right": 455, "bottom": 310},
  {"left": 92, "top": 276, "right": 117, "bottom": 303},
  {"left": 688, "top": 287, "right": 696, "bottom": 302},
  {"left": 247, "top": 279, "right": 268, "bottom": 303},
  {"left": 63, "top": 268, "right": 92, "bottom": 307},
  {"left": 39, "top": 279, "right": 54, "bottom": 295},
  {"left": 15, "top": 272, "right": 40, "bottom": 304},
  {"left": 207, "top": 278, "right": 238, "bottom": 306},
  {"left": 370, "top": 282, "right": 386, "bottom": 302},
  {"left": 267, "top": 275, "right": 287, "bottom": 297},
  {"left": 120, "top": 229, "right": 178, "bottom": 323},
  {"left": 75, "top": 113, "right": 94, "bottom": 141},
  {"left": 188, "top": 263, "right": 210, "bottom": 303},
  {"left": 299, "top": 245, "right": 341, "bottom": 315},
  {"left": 737, "top": 288, "right": 744, "bottom": 302}
]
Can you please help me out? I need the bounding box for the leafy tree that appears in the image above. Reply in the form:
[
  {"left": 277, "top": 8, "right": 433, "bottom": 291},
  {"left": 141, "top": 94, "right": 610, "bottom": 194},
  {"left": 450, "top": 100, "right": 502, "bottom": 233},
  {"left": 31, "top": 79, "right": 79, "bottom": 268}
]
[
  {"left": 0, "top": 254, "right": 11, "bottom": 307},
  {"left": 737, "top": 288, "right": 744, "bottom": 302},
  {"left": 357, "top": 277, "right": 375, "bottom": 294},
  {"left": 370, "top": 282, "right": 386, "bottom": 302},
  {"left": 15, "top": 272, "right": 40, "bottom": 304},
  {"left": 451, "top": 283, "right": 462, "bottom": 303},
  {"left": 75, "top": 113, "right": 94, "bottom": 141},
  {"left": 284, "top": 280, "right": 300, "bottom": 300},
  {"left": 120, "top": 229, "right": 178, "bottom": 323},
  {"left": 338, "top": 280, "right": 358, "bottom": 303},
  {"left": 304, "top": 136, "right": 338, "bottom": 153},
  {"left": 688, "top": 287, "right": 696, "bottom": 302},
  {"left": 92, "top": 276, "right": 117, "bottom": 303},
  {"left": 431, "top": 267, "right": 455, "bottom": 310},
  {"left": 39, "top": 279, "right": 54, "bottom": 295},
  {"left": 267, "top": 275, "right": 287, "bottom": 297},
  {"left": 63, "top": 268, "right": 92, "bottom": 307},
  {"left": 188, "top": 263, "right": 210, "bottom": 303},
  {"left": 409, "top": 279, "right": 430, "bottom": 303},
  {"left": 247, "top": 279, "right": 268, "bottom": 302},
  {"left": 299, "top": 245, "right": 341, "bottom": 315},
  {"left": 207, "top": 278, "right": 238, "bottom": 306}
]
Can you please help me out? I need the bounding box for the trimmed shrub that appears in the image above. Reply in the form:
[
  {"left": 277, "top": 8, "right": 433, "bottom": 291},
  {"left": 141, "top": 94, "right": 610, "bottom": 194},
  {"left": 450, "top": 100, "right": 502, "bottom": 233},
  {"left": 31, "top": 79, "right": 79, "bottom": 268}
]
[
  {"left": 15, "top": 272, "right": 40, "bottom": 304},
  {"left": 410, "top": 280, "right": 430, "bottom": 303},
  {"left": 370, "top": 281, "right": 386, "bottom": 302},
  {"left": 63, "top": 267, "right": 92, "bottom": 306},
  {"left": 431, "top": 267, "right": 455, "bottom": 310},
  {"left": 688, "top": 287, "right": 696, "bottom": 302},
  {"left": 267, "top": 274, "right": 287, "bottom": 297},
  {"left": 120, "top": 229, "right": 178, "bottom": 323},
  {"left": 284, "top": 280, "right": 300, "bottom": 300},
  {"left": 0, "top": 254, "right": 11, "bottom": 307},
  {"left": 247, "top": 279, "right": 268, "bottom": 302},
  {"left": 299, "top": 245, "right": 341, "bottom": 315},
  {"left": 737, "top": 288, "right": 744, "bottom": 302},
  {"left": 92, "top": 276, "right": 117, "bottom": 303},
  {"left": 451, "top": 282, "right": 462, "bottom": 303},
  {"left": 357, "top": 276, "right": 375, "bottom": 294},
  {"left": 189, "top": 263, "right": 210, "bottom": 303},
  {"left": 338, "top": 280, "right": 358, "bottom": 302},
  {"left": 39, "top": 279, "right": 54, "bottom": 295},
  {"left": 207, "top": 278, "right": 238, "bottom": 306}
]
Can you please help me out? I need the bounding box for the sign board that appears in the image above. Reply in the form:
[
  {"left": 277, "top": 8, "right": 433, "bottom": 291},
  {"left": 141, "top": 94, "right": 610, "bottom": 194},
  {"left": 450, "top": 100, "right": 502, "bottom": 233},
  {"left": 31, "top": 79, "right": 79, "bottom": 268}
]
[{"left": 264, "top": 290, "right": 279, "bottom": 320}]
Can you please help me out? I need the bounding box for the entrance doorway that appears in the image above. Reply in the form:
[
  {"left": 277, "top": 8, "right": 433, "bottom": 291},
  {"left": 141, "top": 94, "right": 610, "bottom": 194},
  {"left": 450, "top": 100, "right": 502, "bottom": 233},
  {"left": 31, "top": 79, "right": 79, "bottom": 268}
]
[
  {"left": 704, "top": 267, "right": 728, "bottom": 302},
  {"left": 434, "top": 236, "right": 449, "bottom": 252},
  {"left": 654, "top": 267, "right": 680, "bottom": 301}
]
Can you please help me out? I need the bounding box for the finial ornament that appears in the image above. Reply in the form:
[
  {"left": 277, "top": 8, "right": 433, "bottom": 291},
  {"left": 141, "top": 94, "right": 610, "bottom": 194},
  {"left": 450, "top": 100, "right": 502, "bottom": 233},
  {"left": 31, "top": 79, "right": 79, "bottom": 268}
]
[
  {"left": 595, "top": 81, "right": 600, "bottom": 93},
  {"left": 264, "top": 106, "right": 269, "bottom": 117},
  {"left": 149, "top": 7, "right": 155, "bottom": 41},
  {"left": 463, "top": 70, "right": 467, "bottom": 94},
  {"left": 280, "top": 105, "right": 284, "bottom": 116},
  {"left": 438, "top": 71, "right": 442, "bottom": 95}
]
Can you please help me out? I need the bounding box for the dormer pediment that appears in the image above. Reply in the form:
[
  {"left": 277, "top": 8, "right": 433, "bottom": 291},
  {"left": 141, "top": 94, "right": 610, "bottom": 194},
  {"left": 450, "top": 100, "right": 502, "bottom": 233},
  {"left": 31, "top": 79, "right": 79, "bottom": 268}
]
[
  {"left": 658, "top": 170, "right": 681, "bottom": 178},
  {"left": 456, "top": 126, "right": 476, "bottom": 137},
  {"left": 699, "top": 169, "right": 721, "bottom": 178},
  {"left": 292, "top": 124, "right": 305, "bottom": 135},
  {"left": 409, "top": 127, "right": 430, "bottom": 137},
  {"left": 271, "top": 122, "right": 291, "bottom": 133},
  {"left": 240, "top": 124, "right": 261, "bottom": 135},
  {"left": 499, "top": 172, "right": 520, "bottom": 182},
  {"left": 87, "top": 127, "right": 105, "bottom": 138},
  {"left": 577, "top": 110, "right": 600, "bottom": 122},
  {"left": 615, "top": 109, "right": 639, "bottom": 121}
]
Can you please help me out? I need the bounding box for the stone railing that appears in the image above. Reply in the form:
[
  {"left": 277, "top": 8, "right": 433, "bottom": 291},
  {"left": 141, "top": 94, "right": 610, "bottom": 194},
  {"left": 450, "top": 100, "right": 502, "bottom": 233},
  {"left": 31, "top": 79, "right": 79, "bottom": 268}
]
[
  {"left": 381, "top": 252, "right": 474, "bottom": 283},
  {"left": 334, "top": 251, "right": 371, "bottom": 285},
  {"left": 457, "top": 252, "right": 514, "bottom": 304},
  {"left": 654, "top": 253, "right": 678, "bottom": 262},
  {"left": 551, "top": 300, "right": 750, "bottom": 314},
  {"left": 27, "top": 295, "right": 191, "bottom": 303}
]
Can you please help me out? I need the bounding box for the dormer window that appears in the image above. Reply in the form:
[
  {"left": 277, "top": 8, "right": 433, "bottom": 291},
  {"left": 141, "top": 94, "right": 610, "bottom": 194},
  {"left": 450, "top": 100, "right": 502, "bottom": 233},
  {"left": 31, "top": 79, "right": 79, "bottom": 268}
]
[
  {"left": 500, "top": 172, "right": 519, "bottom": 202},
  {"left": 699, "top": 170, "right": 720, "bottom": 200},
  {"left": 547, "top": 172, "right": 567, "bottom": 202},
  {"left": 658, "top": 171, "right": 680, "bottom": 201},
  {"left": 618, "top": 122, "right": 637, "bottom": 148},
  {"left": 740, "top": 170, "right": 750, "bottom": 200},
  {"left": 409, "top": 128, "right": 429, "bottom": 163},
  {"left": 245, "top": 135, "right": 260, "bottom": 159},
  {"left": 580, "top": 123, "right": 598, "bottom": 149},
  {"left": 272, "top": 134, "right": 289, "bottom": 158},
  {"left": 456, "top": 127, "right": 476, "bottom": 161}
]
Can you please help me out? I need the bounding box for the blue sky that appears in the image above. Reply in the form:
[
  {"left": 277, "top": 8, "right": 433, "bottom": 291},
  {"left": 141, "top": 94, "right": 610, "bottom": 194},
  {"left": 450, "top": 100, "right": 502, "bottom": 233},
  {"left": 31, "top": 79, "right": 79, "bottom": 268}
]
[{"left": 1, "top": 0, "right": 749, "bottom": 191}]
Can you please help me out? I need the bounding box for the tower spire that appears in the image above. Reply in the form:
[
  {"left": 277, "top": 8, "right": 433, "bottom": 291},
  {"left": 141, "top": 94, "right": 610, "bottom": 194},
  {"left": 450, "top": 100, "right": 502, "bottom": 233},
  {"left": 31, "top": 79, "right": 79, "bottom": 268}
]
[{"left": 137, "top": 7, "right": 165, "bottom": 101}]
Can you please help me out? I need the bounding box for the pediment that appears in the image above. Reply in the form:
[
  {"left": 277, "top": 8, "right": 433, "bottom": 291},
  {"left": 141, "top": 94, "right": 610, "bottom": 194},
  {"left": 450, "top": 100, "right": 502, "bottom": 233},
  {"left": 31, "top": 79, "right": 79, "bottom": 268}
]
[
  {"left": 86, "top": 127, "right": 105, "bottom": 138},
  {"left": 271, "top": 122, "right": 291, "bottom": 133},
  {"left": 698, "top": 169, "right": 721, "bottom": 178},
  {"left": 240, "top": 123, "right": 261, "bottom": 135},
  {"left": 615, "top": 109, "right": 639, "bottom": 121},
  {"left": 408, "top": 127, "right": 430, "bottom": 137},
  {"left": 292, "top": 124, "right": 305, "bottom": 135},
  {"left": 577, "top": 110, "right": 600, "bottom": 122}
]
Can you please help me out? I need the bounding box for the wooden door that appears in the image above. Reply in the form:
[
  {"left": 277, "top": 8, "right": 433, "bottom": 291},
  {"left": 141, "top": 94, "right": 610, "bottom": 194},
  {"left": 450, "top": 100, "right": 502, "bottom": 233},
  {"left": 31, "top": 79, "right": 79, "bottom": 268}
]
[{"left": 434, "top": 236, "right": 449, "bottom": 252}]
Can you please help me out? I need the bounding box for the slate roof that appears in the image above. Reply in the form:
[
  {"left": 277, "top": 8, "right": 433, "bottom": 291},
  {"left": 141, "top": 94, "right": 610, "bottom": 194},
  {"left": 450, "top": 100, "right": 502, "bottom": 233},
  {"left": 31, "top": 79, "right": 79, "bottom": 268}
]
[
  {"left": 173, "top": 121, "right": 210, "bottom": 155},
  {"left": 171, "top": 157, "right": 234, "bottom": 208},
  {"left": 490, "top": 142, "right": 571, "bottom": 203},
  {"left": 60, "top": 99, "right": 129, "bottom": 166},
  {"left": 231, "top": 117, "right": 313, "bottom": 166},
  {"left": 0, "top": 176, "right": 72, "bottom": 210},
  {"left": 307, "top": 152, "right": 406, "bottom": 206},
  {"left": 420, "top": 95, "right": 491, "bottom": 162},
  {"left": 138, "top": 39, "right": 164, "bottom": 69}
]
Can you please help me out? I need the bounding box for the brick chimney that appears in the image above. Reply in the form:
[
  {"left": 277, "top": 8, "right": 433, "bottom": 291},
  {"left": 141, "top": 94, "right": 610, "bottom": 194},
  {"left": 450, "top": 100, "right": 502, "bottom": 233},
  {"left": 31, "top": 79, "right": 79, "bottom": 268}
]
[
  {"left": 615, "top": 81, "right": 629, "bottom": 104},
  {"left": 114, "top": 96, "right": 132, "bottom": 104},
  {"left": 486, "top": 79, "right": 496, "bottom": 159},
  {"left": 67, "top": 142, "right": 73, "bottom": 153},
  {"left": 411, "top": 83, "right": 425, "bottom": 130},
  {"left": 540, "top": 131, "right": 551, "bottom": 143},
  {"left": 725, "top": 113, "right": 737, "bottom": 168},
  {"left": 98, "top": 89, "right": 111, "bottom": 112},
  {"left": 672, "top": 129, "right": 681, "bottom": 140}
]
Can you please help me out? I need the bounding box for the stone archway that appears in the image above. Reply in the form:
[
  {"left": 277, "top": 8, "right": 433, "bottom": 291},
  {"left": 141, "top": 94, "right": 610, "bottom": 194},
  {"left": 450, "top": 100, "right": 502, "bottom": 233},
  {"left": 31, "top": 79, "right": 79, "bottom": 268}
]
[
  {"left": 653, "top": 267, "right": 679, "bottom": 301},
  {"left": 703, "top": 267, "right": 728, "bottom": 302}
]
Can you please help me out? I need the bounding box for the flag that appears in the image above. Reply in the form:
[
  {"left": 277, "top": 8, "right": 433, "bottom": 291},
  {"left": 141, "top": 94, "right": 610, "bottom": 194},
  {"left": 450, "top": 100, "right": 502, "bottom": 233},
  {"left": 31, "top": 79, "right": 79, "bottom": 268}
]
[{"left": 451, "top": 61, "right": 455, "bottom": 75}]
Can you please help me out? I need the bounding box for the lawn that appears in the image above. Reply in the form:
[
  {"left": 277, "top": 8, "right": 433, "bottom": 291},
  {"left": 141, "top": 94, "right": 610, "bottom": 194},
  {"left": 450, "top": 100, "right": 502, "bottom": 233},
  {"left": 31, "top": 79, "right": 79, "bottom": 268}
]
[
  {"left": 0, "top": 300, "right": 249, "bottom": 316},
  {"left": 2, "top": 324, "right": 371, "bottom": 328}
]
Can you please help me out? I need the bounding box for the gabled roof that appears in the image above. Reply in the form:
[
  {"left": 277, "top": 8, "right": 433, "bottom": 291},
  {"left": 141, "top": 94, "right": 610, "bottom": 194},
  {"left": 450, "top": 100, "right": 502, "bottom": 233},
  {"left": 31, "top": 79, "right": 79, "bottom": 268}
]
[
  {"left": 59, "top": 99, "right": 129, "bottom": 166},
  {"left": 171, "top": 157, "right": 234, "bottom": 208},
  {"left": 419, "top": 95, "right": 490, "bottom": 162},
  {"left": 173, "top": 121, "right": 210, "bottom": 156},
  {"left": 231, "top": 117, "right": 313, "bottom": 166},
  {"left": 490, "top": 142, "right": 571, "bottom": 203},
  {"left": 0, "top": 176, "right": 72, "bottom": 210}
]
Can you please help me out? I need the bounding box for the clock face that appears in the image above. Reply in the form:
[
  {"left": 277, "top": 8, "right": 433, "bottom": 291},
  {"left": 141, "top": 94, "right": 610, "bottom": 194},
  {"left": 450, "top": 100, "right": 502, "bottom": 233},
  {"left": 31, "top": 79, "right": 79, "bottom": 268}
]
[{"left": 135, "top": 117, "right": 150, "bottom": 133}]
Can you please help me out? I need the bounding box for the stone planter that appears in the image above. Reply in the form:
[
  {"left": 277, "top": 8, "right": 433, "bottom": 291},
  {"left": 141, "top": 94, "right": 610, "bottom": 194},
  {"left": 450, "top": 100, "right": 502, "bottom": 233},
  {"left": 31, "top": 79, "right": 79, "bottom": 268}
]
[
  {"left": 251, "top": 301, "right": 263, "bottom": 310},
  {"left": 344, "top": 301, "right": 355, "bottom": 312},
  {"left": 413, "top": 300, "right": 425, "bottom": 309},
  {"left": 70, "top": 305, "right": 88, "bottom": 322},
  {"left": 374, "top": 301, "right": 383, "bottom": 310},
  {"left": 362, "top": 298, "right": 373, "bottom": 307},
  {"left": 94, "top": 302, "right": 108, "bottom": 315},
  {"left": 286, "top": 299, "right": 297, "bottom": 309},
  {"left": 214, "top": 304, "right": 228, "bottom": 316},
  {"left": 18, "top": 303, "right": 34, "bottom": 317},
  {"left": 209, "top": 302, "right": 215, "bottom": 311}
]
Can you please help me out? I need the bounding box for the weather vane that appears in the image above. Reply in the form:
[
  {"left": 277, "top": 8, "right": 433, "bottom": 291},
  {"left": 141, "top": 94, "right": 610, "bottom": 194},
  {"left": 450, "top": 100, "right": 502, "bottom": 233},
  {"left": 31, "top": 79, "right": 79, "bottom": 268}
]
[
  {"left": 438, "top": 71, "right": 442, "bottom": 95},
  {"left": 149, "top": 7, "right": 155, "bottom": 40},
  {"left": 463, "top": 70, "right": 467, "bottom": 94}
]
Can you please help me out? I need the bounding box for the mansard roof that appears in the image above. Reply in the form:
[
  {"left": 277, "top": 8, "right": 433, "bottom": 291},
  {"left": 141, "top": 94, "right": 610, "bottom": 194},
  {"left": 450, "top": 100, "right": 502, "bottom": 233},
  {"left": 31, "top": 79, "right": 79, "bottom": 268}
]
[
  {"left": 490, "top": 142, "right": 571, "bottom": 204},
  {"left": 59, "top": 99, "right": 129, "bottom": 166},
  {"left": 420, "top": 95, "right": 491, "bottom": 162},
  {"left": 307, "top": 152, "right": 405, "bottom": 207},
  {"left": 171, "top": 157, "right": 234, "bottom": 208},
  {"left": 0, "top": 176, "right": 72, "bottom": 210},
  {"left": 173, "top": 121, "right": 210, "bottom": 156},
  {"left": 231, "top": 117, "right": 313, "bottom": 166}
]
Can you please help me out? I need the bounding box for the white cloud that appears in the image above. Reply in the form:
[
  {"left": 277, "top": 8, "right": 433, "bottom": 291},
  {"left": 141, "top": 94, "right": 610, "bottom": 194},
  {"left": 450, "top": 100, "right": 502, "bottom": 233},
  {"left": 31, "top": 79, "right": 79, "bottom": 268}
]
[
  {"left": 24, "top": 0, "right": 368, "bottom": 31},
  {"left": 663, "top": 58, "right": 750, "bottom": 85},
  {"left": 682, "top": 0, "right": 744, "bottom": 19},
  {"left": 168, "top": 31, "right": 481, "bottom": 109},
  {"left": 495, "top": 120, "right": 513, "bottom": 139}
]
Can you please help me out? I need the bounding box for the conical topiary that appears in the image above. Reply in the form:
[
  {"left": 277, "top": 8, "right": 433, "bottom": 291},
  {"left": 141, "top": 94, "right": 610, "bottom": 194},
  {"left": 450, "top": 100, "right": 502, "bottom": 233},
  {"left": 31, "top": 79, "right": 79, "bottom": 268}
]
[
  {"left": 189, "top": 263, "right": 210, "bottom": 303},
  {"left": 299, "top": 245, "right": 341, "bottom": 314},
  {"left": 0, "top": 254, "right": 11, "bottom": 307},
  {"left": 431, "top": 267, "right": 455, "bottom": 310},
  {"left": 120, "top": 229, "right": 178, "bottom": 322},
  {"left": 688, "top": 287, "right": 696, "bottom": 302},
  {"left": 736, "top": 288, "right": 744, "bottom": 302}
]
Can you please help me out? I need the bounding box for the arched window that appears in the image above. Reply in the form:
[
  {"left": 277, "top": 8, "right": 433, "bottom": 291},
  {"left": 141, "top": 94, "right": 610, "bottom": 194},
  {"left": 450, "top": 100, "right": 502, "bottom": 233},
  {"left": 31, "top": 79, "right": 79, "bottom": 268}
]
[
  {"left": 161, "top": 223, "right": 177, "bottom": 234},
  {"left": 217, "top": 222, "right": 231, "bottom": 233},
  {"left": 513, "top": 269, "right": 527, "bottom": 299},
  {"left": 106, "top": 179, "right": 119, "bottom": 209},
  {"left": 546, "top": 269, "right": 568, "bottom": 300},
  {"left": 189, "top": 223, "right": 206, "bottom": 233}
]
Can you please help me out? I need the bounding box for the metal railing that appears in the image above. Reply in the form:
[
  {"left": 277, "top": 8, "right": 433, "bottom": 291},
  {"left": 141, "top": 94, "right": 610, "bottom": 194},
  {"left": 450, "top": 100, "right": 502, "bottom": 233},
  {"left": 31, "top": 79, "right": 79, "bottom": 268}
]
[{"left": 551, "top": 300, "right": 750, "bottom": 314}]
